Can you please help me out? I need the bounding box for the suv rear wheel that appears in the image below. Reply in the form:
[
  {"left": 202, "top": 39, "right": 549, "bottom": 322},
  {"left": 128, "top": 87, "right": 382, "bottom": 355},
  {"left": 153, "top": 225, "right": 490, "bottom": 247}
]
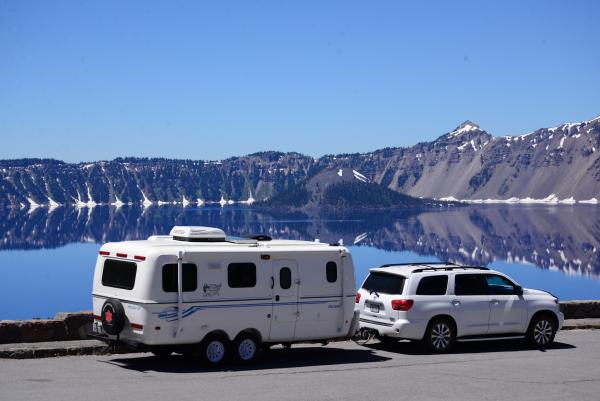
[
  {"left": 527, "top": 314, "right": 556, "bottom": 348},
  {"left": 425, "top": 318, "right": 456, "bottom": 353}
]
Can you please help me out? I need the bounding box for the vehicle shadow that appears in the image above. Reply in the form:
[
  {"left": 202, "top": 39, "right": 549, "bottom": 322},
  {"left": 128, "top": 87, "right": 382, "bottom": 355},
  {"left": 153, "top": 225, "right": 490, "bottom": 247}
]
[
  {"left": 104, "top": 345, "right": 390, "bottom": 373},
  {"left": 366, "top": 339, "right": 576, "bottom": 355}
]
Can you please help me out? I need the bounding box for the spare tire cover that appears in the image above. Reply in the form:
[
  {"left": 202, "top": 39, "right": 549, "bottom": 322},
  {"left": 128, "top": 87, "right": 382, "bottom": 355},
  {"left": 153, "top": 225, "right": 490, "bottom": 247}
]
[{"left": 101, "top": 299, "right": 126, "bottom": 335}]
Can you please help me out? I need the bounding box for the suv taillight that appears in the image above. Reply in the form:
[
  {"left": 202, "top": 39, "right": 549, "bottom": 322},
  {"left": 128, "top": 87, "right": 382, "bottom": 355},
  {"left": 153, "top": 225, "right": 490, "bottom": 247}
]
[
  {"left": 355, "top": 292, "right": 361, "bottom": 303},
  {"left": 391, "top": 299, "right": 414, "bottom": 311}
]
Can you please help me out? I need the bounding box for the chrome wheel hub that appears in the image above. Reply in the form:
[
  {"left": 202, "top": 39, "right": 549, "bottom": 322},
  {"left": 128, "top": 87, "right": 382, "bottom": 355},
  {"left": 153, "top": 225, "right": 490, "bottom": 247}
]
[
  {"left": 533, "top": 320, "right": 553, "bottom": 345},
  {"left": 238, "top": 338, "right": 257, "bottom": 361},
  {"left": 206, "top": 340, "right": 225, "bottom": 363},
  {"left": 431, "top": 323, "right": 451, "bottom": 350}
]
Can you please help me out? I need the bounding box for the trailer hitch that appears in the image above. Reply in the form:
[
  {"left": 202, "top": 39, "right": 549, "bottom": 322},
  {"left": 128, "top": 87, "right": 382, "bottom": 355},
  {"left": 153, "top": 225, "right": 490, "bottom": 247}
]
[{"left": 352, "top": 327, "right": 377, "bottom": 346}]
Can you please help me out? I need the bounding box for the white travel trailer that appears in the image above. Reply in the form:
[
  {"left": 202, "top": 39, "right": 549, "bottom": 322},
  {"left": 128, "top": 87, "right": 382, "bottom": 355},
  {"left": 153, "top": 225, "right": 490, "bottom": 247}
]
[{"left": 91, "top": 226, "right": 359, "bottom": 364}]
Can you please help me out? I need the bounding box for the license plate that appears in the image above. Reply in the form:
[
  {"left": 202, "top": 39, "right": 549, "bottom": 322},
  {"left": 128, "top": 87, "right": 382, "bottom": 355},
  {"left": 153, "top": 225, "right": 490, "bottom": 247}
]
[
  {"left": 370, "top": 305, "right": 380, "bottom": 313},
  {"left": 92, "top": 321, "right": 105, "bottom": 334}
]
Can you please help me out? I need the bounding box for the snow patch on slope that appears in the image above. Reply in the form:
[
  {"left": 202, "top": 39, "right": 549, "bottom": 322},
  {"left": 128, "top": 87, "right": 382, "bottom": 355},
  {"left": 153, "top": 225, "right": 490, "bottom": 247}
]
[{"left": 352, "top": 169, "right": 368, "bottom": 183}]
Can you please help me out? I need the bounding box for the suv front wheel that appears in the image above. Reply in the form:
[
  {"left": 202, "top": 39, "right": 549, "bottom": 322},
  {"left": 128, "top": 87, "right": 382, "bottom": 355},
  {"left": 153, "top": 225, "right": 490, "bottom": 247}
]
[
  {"left": 527, "top": 314, "right": 556, "bottom": 348},
  {"left": 425, "top": 318, "right": 456, "bottom": 353}
]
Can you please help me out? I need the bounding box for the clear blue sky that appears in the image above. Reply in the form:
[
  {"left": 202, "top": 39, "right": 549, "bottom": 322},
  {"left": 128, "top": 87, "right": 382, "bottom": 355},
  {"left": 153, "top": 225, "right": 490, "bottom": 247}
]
[{"left": 1, "top": 0, "right": 599, "bottom": 162}]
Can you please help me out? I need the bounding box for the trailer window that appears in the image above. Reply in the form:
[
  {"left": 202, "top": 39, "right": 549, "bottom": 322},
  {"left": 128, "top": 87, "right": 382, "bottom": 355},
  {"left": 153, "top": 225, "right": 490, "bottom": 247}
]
[
  {"left": 326, "top": 261, "right": 337, "bottom": 283},
  {"left": 102, "top": 259, "right": 137, "bottom": 290},
  {"left": 280, "top": 267, "right": 292, "bottom": 289},
  {"left": 162, "top": 263, "right": 198, "bottom": 292},
  {"left": 228, "top": 263, "right": 256, "bottom": 288}
]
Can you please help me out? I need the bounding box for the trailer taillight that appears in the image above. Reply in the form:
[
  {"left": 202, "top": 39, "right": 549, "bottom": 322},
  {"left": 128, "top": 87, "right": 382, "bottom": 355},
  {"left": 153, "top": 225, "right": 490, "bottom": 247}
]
[
  {"left": 391, "top": 299, "right": 414, "bottom": 311},
  {"left": 130, "top": 323, "right": 143, "bottom": 331}
]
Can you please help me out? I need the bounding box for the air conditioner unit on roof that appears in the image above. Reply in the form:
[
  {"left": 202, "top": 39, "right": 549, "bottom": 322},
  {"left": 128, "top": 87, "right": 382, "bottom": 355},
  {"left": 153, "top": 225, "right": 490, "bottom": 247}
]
[{"left": 170, "top": 226, "right": 226, "bottom": 242}]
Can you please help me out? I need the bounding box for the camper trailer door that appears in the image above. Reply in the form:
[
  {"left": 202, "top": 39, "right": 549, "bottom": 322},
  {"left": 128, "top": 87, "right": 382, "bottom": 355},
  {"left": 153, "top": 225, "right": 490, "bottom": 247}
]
[{"left": 269, "top": 259, "right": 299, "bottom": 341}]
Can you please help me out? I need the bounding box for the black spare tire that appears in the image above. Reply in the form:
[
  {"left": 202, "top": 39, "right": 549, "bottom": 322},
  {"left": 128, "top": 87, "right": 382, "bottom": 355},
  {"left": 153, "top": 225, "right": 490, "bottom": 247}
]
[{"left": 101, "top": 298, "right": 125, "bottom": 335}]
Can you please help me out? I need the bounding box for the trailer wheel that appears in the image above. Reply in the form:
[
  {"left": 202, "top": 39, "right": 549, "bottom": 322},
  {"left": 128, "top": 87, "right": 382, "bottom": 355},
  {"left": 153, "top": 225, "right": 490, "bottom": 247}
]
[
  {"left": 202, "top": 335, "right": 228, "bottom": 365},
  {"left": 101, "top": 298, "right": 125, "bottom": 335},
  {"left": 234, "top": 333, "right": 260, "bottom": 363}
]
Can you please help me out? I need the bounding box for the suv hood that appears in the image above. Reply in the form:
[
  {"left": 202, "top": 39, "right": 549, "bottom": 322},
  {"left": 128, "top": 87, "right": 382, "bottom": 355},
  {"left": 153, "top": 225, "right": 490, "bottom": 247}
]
[{"left": 523, "top": 288, "right": 554, "bottom": 297}]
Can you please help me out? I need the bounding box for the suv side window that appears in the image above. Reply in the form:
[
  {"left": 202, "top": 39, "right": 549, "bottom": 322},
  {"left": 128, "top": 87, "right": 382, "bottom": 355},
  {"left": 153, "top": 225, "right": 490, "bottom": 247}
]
[
  {"left": 486, "top": 274, "right": 517, "bottom": 295},
  {"left": 416, "top": 275, "right": 448, "bottom": 295},
  {"left": 454, "top": 274, "right": 487, "bottom": 295}
]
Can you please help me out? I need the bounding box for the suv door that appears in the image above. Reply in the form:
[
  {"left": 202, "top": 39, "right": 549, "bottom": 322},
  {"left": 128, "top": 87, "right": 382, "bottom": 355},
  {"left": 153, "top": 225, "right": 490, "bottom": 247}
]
[
  {"left": 269, "top": 260, "right": 299, "bottom": 341},
  {"left": 485, "top": 274, "right": 528, "bottom": 334},
  {"left": 451, "top": 274, "right": 491, "bottom": 336}
]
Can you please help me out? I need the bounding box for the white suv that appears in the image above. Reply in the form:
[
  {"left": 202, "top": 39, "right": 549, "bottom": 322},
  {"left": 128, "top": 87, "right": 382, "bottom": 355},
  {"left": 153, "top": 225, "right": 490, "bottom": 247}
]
[{"left": 356, "top": 263, "right": 564, "bottom": 352}]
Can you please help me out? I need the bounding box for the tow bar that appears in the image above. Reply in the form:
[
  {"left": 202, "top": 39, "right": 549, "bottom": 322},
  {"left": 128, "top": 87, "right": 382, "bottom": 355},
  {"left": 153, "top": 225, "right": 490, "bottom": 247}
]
[{"left": 352, "top": 327, "right": 377, "bottom": 346}]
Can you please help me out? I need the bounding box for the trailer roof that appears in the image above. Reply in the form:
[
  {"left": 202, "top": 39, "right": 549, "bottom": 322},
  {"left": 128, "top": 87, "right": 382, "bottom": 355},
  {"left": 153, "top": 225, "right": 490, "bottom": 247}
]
[{"left": 100, "top": 236, "right": 345, "bottom": 256}]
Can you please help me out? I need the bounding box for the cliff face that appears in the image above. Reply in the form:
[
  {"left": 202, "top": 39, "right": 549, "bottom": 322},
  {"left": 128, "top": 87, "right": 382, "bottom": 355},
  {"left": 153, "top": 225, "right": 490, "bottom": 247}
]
[
  {"left": 333, "top": 117, "right": 600, "bottom": 201},
  {"left": 0, "top": 153, "right": 314, "bottom": 207},
  {"left": 1, "top": 116, "right": 599, "bottom": 207}
]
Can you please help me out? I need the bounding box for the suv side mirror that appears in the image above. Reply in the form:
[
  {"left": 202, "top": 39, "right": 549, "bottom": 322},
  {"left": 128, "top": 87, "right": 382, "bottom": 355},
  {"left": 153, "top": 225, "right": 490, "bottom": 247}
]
[{"left": 514, "top": 285, "right": 523, "bottom": 296}]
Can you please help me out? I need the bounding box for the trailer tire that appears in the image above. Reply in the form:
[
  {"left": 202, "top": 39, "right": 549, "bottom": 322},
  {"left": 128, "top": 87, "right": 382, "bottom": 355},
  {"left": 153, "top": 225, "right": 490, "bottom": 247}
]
[
  {"left": 201, "top": 334, "right": 229, "bottom": 365},
  {"left": 101, "top": 298, "right": 125, "bottom": 335},
  {"left": 234, "top": 333, "right": 261, "bottom": 363}
]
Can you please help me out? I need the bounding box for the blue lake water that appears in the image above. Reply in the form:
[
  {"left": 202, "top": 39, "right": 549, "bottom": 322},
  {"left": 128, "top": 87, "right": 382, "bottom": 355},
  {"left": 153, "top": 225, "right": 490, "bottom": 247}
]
[{"left": 1, "top": 205, "right": 599, "bottom": 320}]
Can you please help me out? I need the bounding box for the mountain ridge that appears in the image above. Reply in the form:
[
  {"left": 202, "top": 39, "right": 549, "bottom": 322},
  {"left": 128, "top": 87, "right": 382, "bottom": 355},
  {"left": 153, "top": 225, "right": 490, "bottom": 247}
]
[{"left": 1, "top": 115, "right": 599, "bottom": 207}]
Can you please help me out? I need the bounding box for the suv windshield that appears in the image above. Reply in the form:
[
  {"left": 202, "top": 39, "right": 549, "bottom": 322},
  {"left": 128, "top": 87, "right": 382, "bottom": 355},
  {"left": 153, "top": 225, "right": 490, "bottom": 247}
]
[{"left": 362, "top": 272, "right": 405, "bottom": 295}]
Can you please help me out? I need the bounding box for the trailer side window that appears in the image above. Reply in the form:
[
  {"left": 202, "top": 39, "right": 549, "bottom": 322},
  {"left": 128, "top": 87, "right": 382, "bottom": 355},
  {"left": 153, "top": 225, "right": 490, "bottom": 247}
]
[
  {"left": 162, "top": 263, "right": 197, "bottom": 292},
  {"left": 228, "top": 263, "right": 256, "bottom": 288},
  {"left": 280, "top": 267, "right": 292, "bottom": 289},
  {"left": 102, "top": 259, "right": 137, "bottom": 290},
  {"left": 326, "top": 261, "right": 337, "bottom": 283}
]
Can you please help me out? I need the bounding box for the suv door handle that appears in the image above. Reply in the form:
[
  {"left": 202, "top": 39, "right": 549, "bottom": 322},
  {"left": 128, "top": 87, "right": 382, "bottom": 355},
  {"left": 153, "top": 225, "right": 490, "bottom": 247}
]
[
  {"left": 490, "top": 299, "right": 499, "bottom": 305},
  {"left": 451, "top": 300, "right": 461, "bottom": 306},
  {"left": 275, "top": 295, "right": 280, "bottom": 301}
]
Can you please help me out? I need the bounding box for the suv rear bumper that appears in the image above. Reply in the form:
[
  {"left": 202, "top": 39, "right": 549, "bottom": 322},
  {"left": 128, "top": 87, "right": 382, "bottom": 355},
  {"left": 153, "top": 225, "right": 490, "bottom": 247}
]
[{"left": 359, "top": 316, "right": 426, "bottom": 340}]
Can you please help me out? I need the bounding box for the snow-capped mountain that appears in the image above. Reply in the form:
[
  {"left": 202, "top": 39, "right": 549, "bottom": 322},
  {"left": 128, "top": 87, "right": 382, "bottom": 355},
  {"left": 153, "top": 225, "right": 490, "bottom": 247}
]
[{"left": 1, "top": 115, "right": 599, "bottom": 207}]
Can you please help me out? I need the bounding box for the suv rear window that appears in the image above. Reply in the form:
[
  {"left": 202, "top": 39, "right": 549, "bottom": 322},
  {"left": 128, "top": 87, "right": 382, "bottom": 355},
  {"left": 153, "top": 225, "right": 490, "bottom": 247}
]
[
  {"left": 416, "top": 275, "right": 448, "bottom": 295},
  {"left": 102, "top": 259, "right": 137, "bottom": 290},
  {"left": 362, "top": 272, "right": 405, "bottom": 295}
]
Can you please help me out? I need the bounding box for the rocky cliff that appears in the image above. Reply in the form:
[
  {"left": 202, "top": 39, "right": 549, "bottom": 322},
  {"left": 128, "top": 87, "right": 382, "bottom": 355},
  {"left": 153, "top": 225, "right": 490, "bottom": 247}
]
[{"left": 1, "top": 115, "right": 599, "bottom": 207}]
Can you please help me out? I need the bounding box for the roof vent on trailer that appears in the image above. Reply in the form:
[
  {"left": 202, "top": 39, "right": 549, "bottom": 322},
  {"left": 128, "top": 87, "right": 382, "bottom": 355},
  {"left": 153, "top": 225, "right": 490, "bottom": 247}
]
[{"left": 169, "top": 226, "right": 226, "bottom": 242}]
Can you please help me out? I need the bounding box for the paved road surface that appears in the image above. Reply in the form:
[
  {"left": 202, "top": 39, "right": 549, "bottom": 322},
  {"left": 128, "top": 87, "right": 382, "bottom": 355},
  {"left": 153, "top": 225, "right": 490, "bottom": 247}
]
[{"left": 1, "top": 330, "right": 599, "bottom": 401}]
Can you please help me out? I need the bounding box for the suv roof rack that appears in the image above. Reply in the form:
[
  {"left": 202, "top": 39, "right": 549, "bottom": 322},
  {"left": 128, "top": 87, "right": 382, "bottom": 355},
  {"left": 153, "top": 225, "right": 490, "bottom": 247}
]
[
  {"left": 378, "top": 262, "right": 490, "bottom": 273},
  {"left": 379, "top": 262, "right": 458, "bottom": 268},
  {"left": 411, "top": 266, "right": 489, "bottom": 273}
]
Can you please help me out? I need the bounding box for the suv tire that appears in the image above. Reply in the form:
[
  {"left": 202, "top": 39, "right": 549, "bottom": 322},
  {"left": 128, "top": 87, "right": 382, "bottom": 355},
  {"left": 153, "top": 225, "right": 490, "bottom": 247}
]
[
  {"left": 527, "top": 314, "right": 556, "bottom": 348},
  {"left": 425, "top": 318, "right": 456, "bottom": 353}
]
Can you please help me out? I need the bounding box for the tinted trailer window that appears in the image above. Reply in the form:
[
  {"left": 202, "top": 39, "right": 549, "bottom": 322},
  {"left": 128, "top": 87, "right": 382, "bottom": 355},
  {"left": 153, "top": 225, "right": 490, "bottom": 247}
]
[
  {"left": 362, "top": 272, "right": 405, "bottom": 295},
  {"left": 102, "top": 259, "right": 137, "bottom": 290}
]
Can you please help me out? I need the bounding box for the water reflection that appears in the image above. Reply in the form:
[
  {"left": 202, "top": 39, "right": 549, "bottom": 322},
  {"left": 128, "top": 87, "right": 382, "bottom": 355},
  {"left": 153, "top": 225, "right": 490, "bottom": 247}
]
[{"left": 1, "top": 205, "right": 599, "bottom": 278}]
